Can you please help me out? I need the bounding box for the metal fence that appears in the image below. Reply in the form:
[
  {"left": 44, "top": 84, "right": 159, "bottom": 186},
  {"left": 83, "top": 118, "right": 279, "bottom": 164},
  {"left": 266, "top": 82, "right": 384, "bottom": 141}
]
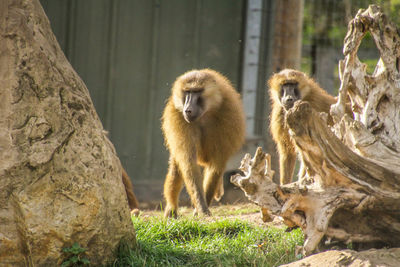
[
  {"left": 39, "top": 0, "right": 399, "bottom": 202},
  {"left": 300, "top": 0, "right": 399, "bottom": 94}
]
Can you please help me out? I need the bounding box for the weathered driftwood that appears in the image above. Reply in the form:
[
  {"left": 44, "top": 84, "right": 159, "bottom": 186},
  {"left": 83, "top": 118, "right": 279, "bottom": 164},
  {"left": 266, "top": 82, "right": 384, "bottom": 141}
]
[{"left": 232, "top": 5, "right": 400, "bottom": 255}]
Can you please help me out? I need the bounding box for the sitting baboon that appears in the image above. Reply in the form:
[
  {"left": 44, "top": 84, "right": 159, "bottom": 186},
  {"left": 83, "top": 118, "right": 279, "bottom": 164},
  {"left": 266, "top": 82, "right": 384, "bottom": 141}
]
[{"left": 268, "top": 69, "right": 348, "bottom": 184}]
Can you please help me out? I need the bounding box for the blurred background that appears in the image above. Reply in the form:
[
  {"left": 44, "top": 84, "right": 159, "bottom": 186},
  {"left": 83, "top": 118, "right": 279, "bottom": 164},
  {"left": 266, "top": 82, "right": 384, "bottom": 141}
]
[{"left": 39, "top": 0, "right": 399, "bottom": 207}]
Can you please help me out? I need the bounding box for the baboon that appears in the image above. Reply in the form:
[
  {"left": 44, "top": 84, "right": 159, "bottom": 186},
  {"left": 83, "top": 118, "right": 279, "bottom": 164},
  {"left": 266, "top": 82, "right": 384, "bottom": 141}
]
[
  {"left": 121, "top": 168, "right": 139, "bottom": 210},
  {"left": 162, "top": 69, "right": 245, "bottom": 217},
  {"left": 268, "top": 69, "right": 341, "bottom": 185}
]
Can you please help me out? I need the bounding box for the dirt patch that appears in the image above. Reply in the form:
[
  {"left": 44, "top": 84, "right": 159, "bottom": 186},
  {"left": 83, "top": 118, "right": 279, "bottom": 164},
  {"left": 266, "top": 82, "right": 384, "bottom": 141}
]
[{"left": 134, "top": 177, "right": 252, "bottom": 211}]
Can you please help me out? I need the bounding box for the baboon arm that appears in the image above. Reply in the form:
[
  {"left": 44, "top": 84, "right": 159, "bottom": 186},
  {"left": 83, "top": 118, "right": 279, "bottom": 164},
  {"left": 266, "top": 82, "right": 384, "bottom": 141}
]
[
  {"left": 278, "top": 144, "right": 296, "bottom": 185},
  {"left": 271, "top": 106, "right": 296, "bottom": 184},
  {"left": 176, "top": 156, "right": 210, "bottom": 215},
  {"left": 272, "top": 116, "right": 297, "bottom": 185}
]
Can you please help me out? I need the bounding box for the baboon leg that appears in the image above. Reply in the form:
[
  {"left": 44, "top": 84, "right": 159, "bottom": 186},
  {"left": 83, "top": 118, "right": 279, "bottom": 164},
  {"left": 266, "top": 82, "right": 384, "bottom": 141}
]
[
  {"left": 203, "top": 166, "right": 223, "bottom": 206},
  {"left": 163, "top": 159, "right": 184, "bottom": 218}
]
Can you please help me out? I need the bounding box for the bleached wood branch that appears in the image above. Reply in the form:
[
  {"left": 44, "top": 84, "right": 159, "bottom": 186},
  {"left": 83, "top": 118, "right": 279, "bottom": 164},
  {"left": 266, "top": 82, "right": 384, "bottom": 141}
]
[{"left": 233, "top": 5, "right": 400, "bottom": 255}]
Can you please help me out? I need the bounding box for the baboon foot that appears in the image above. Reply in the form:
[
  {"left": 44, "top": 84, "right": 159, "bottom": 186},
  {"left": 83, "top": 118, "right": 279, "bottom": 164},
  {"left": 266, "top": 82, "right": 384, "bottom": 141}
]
[
  {"left": 164, "top": 206, "right": 178, "bottom": 218},
  {"left": 193, "top": 207, "right": 211, "bottom": 216}
]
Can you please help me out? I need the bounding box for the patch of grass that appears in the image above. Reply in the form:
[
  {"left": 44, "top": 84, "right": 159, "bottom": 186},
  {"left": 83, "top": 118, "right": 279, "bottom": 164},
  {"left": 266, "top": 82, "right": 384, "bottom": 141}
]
[{"left": 112, "top": 215, "right": 303, "bottom": 267}]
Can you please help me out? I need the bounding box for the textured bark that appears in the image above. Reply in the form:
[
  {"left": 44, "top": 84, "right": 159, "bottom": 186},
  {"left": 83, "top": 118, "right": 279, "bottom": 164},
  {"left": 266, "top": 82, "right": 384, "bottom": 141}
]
[
  {"left": 232, "top": 5, "right": 400, "bottom": 256},
  {"left": 0, "top": 1, "right": 135, "bottom": 266},
  {"left": 271, "top": 0, "right": 304, "bottom": 72}
]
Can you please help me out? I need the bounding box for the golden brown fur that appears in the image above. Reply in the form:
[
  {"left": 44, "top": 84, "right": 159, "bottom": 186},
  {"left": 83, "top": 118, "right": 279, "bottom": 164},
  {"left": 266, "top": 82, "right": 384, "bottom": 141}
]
[
  {"left": 121, "top": 168, "right": 139, "bottom": 210},
  {"left": 268, "top": 69, "right": 337, "bottom": 185},
  {"left": 162, "top": 69, "right": 245, "bottom": 217}
]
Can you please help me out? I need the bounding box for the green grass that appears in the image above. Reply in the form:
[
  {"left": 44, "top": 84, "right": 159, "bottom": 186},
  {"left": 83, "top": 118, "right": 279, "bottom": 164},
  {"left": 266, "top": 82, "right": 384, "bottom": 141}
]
[{"left": 112, "top": 214, "right": 304, "bottom": 267}]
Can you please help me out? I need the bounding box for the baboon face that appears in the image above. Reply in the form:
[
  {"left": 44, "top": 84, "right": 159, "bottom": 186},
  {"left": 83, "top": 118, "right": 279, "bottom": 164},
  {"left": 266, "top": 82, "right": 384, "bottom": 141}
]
[
  {"left": 280, "top": 81, "right": 300, "bottom": 110},
  {"left": 182, "top": 89, "right": 205, "bottom": 123},
  {"left": 173, "top": 70, "right": 222, "bottom": 123}
]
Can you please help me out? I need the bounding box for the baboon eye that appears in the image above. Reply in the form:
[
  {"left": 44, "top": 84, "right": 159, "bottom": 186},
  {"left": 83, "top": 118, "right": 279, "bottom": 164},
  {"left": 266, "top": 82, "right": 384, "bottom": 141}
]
[
  {"left": 294, "top": 89, "right": 300, "bottom": 97},
  {"left": 197, "top": 97, "right": 203, "bottom": 106}
]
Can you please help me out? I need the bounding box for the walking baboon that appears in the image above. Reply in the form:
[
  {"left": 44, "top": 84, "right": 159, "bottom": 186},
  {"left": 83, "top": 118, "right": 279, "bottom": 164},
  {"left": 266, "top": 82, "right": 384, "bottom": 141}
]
[{"left": 162, "top": 69, "right": 245, "bottom": 217}]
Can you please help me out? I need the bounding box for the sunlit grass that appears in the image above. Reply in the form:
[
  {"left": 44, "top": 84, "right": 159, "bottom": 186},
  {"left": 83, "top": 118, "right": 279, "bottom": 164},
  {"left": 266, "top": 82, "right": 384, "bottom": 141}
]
[{"left": 111, "top": 213, "right": 304, "bottom": 267}]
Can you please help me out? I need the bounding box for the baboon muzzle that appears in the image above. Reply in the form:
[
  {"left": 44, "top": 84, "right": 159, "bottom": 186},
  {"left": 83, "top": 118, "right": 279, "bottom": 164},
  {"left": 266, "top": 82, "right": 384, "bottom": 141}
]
[{"left": 183, "top": 91, "right": 202, "bottom": 122}]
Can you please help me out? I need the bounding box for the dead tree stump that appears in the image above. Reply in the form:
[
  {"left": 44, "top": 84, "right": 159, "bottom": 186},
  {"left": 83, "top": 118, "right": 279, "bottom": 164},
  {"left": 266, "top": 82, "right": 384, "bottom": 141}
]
[
  {"left": 0, "top": 1, "right": 135, "bottom": 265},
  {"left": 232, "top": 5, "right": 400, "bottom": 255}
]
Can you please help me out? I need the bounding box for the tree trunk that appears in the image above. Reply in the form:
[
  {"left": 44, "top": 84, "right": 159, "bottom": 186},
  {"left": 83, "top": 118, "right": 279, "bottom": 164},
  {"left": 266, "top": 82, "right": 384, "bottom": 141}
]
[
  {"left": 232, "top": 5, "right": 400, "bottom": 256},
  {"left": 271, "top": 0, "right": 304, "bottom": 72},
  {"left": 0, "top": 1, "right": 135, "bottom": 266}
]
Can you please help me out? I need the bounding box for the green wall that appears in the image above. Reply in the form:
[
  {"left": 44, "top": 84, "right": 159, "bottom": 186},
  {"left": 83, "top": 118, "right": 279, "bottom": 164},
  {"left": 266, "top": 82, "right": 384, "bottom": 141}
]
[{"left": 40, "top": 0, "right": 246, "bottom": 181}]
